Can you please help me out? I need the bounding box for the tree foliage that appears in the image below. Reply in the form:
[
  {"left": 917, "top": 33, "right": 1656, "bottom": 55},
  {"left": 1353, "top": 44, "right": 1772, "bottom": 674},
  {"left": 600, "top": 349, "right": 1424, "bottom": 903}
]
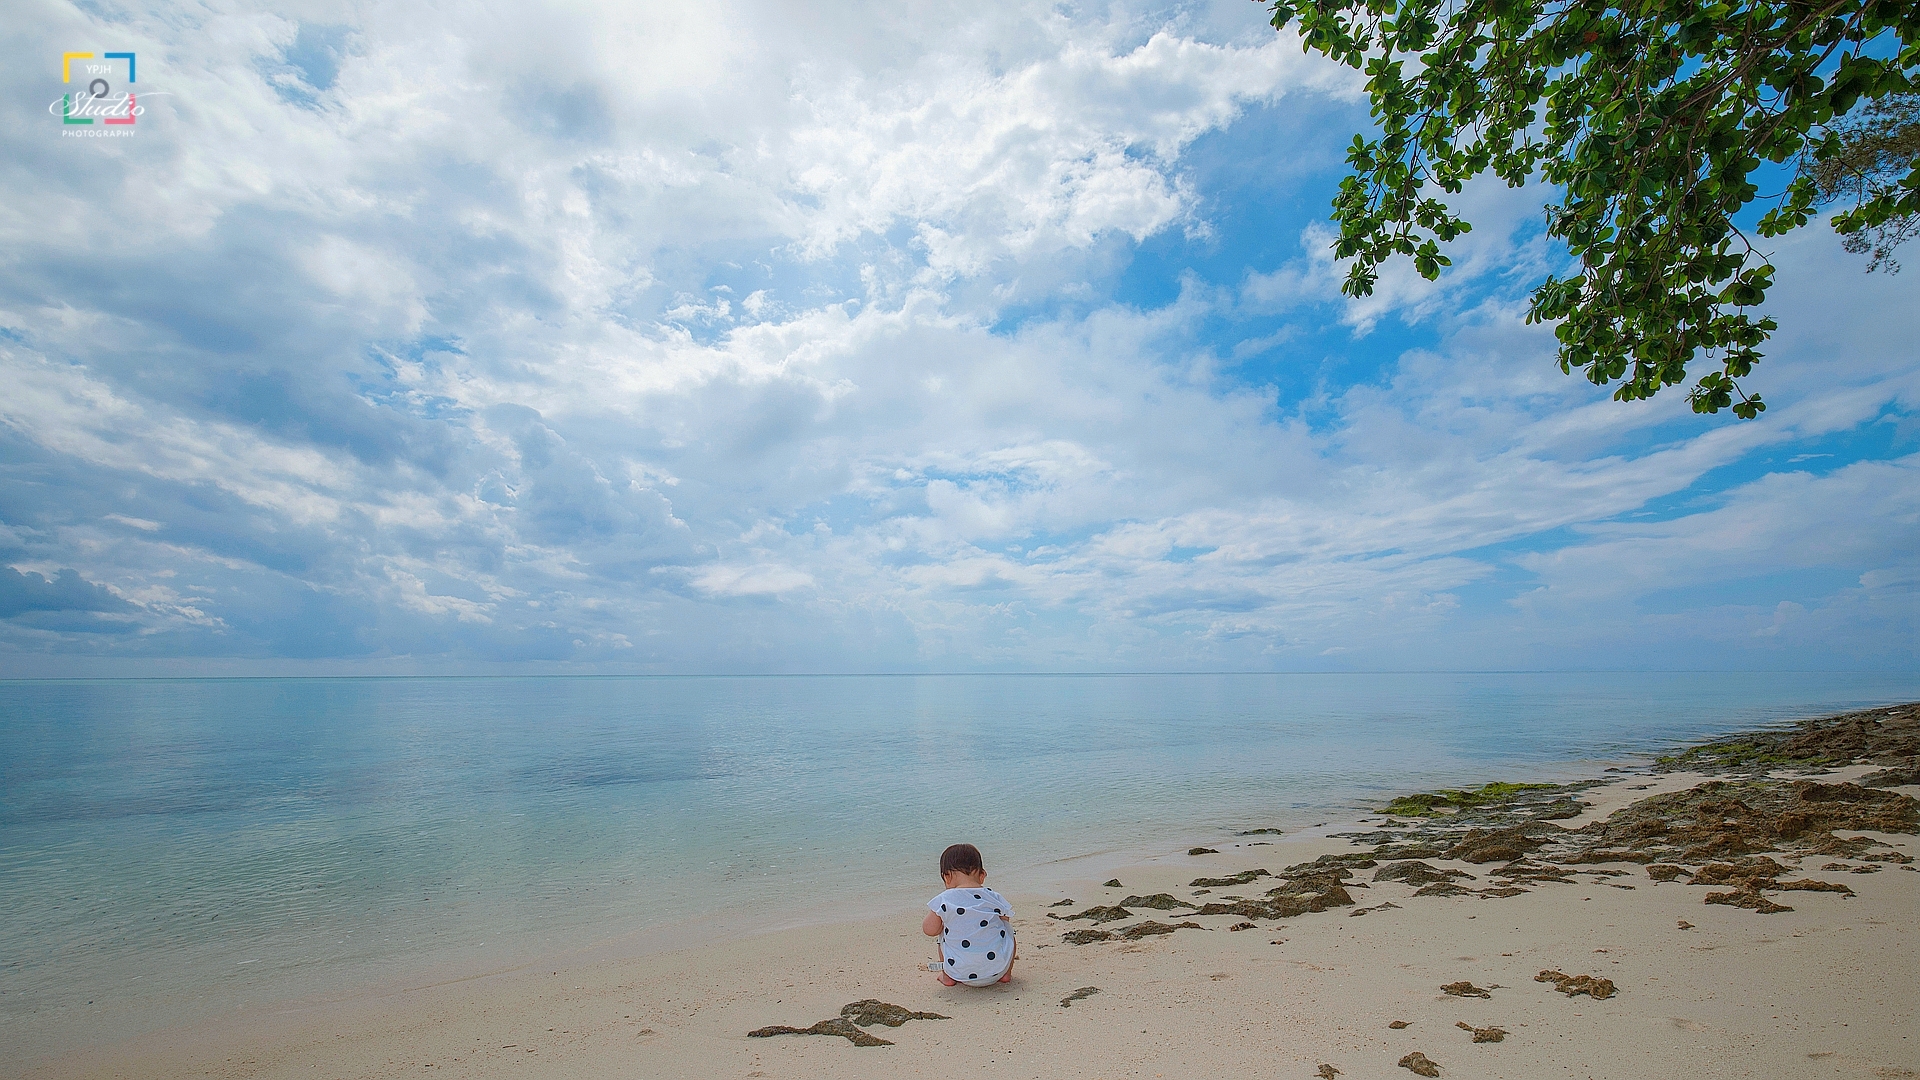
[
  {"left": 1262, "top": 0, "right": 1920, "bottom": 418},
  {"left": 1805, "top": 92, "right": 1920, "bottom": 272}
]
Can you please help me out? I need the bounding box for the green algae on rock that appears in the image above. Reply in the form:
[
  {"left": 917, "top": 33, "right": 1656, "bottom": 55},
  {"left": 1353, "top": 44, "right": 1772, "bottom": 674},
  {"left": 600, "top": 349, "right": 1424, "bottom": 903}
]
[
  {"left": 1380, "top": 782, "right": 1560, "bottom": 817},
  {"left": 1188, "top": 847, "right": 1219, "bottom": 855},
  {"left": 1101, "top": 878, "right": 1123, "bottom": 888}
]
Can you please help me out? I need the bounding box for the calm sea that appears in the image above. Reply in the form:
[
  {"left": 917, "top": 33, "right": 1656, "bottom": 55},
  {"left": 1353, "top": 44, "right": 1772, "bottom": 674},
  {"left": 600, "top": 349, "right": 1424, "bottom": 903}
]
[{"left": 2, "top": 672, "right": 1916, "bottom": 1058}]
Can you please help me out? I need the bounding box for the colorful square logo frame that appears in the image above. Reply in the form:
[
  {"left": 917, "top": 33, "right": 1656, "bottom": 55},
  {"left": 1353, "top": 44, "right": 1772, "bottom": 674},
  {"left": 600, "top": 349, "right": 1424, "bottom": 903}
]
[{"left": 62, "top": 51, "right": 137, "bottom": 125}]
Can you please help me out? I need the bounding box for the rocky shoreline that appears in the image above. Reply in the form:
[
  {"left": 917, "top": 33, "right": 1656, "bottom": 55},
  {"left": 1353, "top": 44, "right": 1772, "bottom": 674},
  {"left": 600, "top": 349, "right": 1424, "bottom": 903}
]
[
  {"left": 743, "top": 702, "right": 1920, "bottom": 1056},
  {"left": 1030, "top": 702, "right": 1919, "bottom": 940}
]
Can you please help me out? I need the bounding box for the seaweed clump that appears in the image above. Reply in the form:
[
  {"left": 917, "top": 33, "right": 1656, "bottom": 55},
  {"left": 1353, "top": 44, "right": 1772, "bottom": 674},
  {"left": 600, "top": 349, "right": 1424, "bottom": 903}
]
[
  {"left": 1399, "top": 1051, "right": 1441, "bottom": 1076},
  {"left": 1285, "top": 852, "right": 1380, "bottom": 873},
  {"left": 1862, "top": 763, "right": 1920, "bottom": 788},
  {"left": 1193, "top": 866, "right": 1356, "bottom": 920},
  {"left": 840, "top": 1000, "right": 950, "bottom": 1027},
  {"left": 748, "top": 1018, "right": 893, "bottom": 1047},
  {"left": 1059, "top": 986, "right": 1100, "bottom": 1008},
  {"left": 1489, "top": 858, "right": 1576, "bottom": 884},
  {"left": 748, "top": 1000, "right": 950, "bottom": 1046},
  {"left": 1573, "top": 779, "right": 1917, "bottom": 866},
  {"left": 1053, "top": 904, "right": 1135, "bottom": 924},
  {"left": 1063, "top": 919, "right": 1206, "bottom": 944},
  {"left": 1190, "top": 869, "right": 1270, "bottom": 888},
  {"left": 1373, "top": 861, "right": 1473, "bottom": 886},
  {"left": 1686, "top": 855, "right": 1855, "bottom": 912},
  {"left": 1119, "top": 893, "right": 1197, "bottom": 911},
  {"left": 1443, "top": 822, "right": 1566, "bottom": 863},
  {"left": 1535, "top": 970, "right": 1616, "bottom": 999}
]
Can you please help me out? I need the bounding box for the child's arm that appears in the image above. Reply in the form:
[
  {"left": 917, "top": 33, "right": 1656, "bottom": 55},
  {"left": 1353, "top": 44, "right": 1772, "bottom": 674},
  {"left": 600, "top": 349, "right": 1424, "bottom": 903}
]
[{"left": 922, "top": 911, "right": 944, "bottom": 937}]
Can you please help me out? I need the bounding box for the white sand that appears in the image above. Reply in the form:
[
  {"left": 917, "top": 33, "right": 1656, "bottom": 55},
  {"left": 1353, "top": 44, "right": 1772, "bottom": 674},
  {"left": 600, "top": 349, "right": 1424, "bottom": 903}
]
[{"left": 19, "top": 775, "right": 1920, "bottom": 1080}]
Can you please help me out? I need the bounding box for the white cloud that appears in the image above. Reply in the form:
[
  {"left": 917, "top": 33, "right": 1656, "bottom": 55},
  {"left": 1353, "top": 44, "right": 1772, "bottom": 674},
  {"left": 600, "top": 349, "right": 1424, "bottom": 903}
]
[
  {"left": 0, "top": 0, "right": 1913, "bottom": 672},
  {"left": 690, "top": 563, "right": 816, "bottom": 597}
]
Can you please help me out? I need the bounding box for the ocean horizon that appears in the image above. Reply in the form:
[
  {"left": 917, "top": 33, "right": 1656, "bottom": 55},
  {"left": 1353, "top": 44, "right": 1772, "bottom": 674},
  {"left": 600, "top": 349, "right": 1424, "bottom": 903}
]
[{"left": 4, "top": 671, "right": 1917, "bottom": 1060}]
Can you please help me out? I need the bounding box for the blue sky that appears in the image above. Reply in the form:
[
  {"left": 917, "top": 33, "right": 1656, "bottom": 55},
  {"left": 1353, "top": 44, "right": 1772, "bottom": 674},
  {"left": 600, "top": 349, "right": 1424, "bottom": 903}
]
[{"left": 1, "top": 0, "right": 1915, "bottom": 675}]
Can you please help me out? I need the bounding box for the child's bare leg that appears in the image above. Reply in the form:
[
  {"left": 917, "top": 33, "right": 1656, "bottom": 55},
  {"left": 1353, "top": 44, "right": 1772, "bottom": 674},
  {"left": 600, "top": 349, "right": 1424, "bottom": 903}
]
[{"left": 998, "top": 939, "right": 1018, "bottom": 983}]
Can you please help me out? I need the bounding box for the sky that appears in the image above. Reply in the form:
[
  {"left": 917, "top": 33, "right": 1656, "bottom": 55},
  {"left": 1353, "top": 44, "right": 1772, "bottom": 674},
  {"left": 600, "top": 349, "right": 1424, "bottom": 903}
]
[{"left": 1, "top": 0, "right": 1915, "bottom": 676}]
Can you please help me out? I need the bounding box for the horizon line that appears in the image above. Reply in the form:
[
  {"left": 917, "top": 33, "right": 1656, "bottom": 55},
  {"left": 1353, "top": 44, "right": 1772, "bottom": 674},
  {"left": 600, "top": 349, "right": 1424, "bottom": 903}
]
[{"left": 3, "top": 668, "right": 1917, "bottom": 682}]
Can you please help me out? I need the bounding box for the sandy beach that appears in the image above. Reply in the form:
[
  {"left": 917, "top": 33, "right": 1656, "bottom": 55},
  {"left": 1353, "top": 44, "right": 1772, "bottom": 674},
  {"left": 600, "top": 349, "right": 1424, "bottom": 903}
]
[{"left": 18, "top": 705, "right": 1919, "bottom": 1080}]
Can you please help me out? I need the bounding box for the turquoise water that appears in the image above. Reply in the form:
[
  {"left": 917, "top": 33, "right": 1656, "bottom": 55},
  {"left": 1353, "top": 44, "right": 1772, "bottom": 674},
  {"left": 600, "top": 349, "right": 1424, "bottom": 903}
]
[{"left": 2, "top": 672, "right": 1917, "bottom": 1057}]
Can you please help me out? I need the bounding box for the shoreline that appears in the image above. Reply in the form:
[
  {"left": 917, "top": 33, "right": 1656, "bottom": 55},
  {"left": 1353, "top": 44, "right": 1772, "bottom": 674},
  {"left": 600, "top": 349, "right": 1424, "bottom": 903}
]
[
  {"left": 0, "top": 749, "right": 1653, "bottom": 1069},
  {"left": 14, "top": 702, "right": 1919, "bottom": 1079}
]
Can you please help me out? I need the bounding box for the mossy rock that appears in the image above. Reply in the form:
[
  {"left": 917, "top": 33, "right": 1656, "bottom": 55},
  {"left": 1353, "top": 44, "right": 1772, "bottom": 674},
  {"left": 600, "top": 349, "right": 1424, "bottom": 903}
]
[{"left": 1379, "top": 782, "right": 1559, "bottom": 817}]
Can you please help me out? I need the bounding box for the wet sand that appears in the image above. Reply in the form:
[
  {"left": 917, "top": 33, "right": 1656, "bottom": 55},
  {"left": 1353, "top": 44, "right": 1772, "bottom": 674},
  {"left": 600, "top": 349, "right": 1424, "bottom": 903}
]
[{"left": 18, "top": 707, "right": 1920, "bottom": 1080}]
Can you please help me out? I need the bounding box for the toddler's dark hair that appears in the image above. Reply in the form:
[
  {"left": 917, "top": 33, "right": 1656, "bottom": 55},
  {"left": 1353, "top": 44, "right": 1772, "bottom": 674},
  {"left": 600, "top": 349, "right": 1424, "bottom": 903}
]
[{"left": 940, "top": 843, "right": 985, "bottom": 877}]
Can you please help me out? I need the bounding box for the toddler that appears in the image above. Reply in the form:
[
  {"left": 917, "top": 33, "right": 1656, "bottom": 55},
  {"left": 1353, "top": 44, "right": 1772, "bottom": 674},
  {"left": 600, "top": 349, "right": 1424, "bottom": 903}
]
[{"left": 922, "top": 843, "right": 1015, "bottom": 986}]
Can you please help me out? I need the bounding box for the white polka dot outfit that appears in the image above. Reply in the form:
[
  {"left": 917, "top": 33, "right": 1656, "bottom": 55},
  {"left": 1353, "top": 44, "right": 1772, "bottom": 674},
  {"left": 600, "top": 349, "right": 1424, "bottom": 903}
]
[{"left": 928, "top": 886, "right": 1015, "bottom": 986}]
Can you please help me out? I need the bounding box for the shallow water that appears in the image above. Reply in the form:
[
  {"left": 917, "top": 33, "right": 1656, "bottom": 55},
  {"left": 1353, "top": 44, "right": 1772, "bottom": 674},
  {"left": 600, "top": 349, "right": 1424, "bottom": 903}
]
[{"left": 2, "top": 671, "right": 1915, "bottom": 1057}]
